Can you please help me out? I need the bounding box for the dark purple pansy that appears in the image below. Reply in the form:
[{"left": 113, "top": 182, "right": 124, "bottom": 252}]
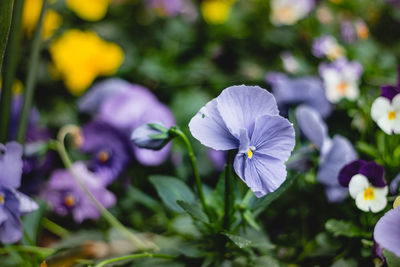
[
  {"left": 189, "top": 85, "right": 295, "bottom": 197},
  {"left": 374, "top": 206, "right": 400, "bottom": 258},
  {"left": 338, "top": 160, "right": 386, "bottom": 188},
  {"left": 42, "top": 162, "right": 116, "bottom": 223},
  {"left": 266, "top": 72, "right": 332, "bottom": 118},
  {"left": 80, "top": 121, "right": 133, "bottom": 185}
]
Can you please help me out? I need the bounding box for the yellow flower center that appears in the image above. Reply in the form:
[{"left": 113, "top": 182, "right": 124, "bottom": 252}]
[
  {"left": 247, "top": 149, "right": 253, "bottom": 159},
  {"left": 337, "top": 82, "right": 348, "bottom": 95},
  {"left": 363, "top": 187, "right": 375, "bottom": 200},
  {"left": 64, "top": 195, "right": 75, "bottom": 208},
  {"left": 97, "top": 150, "right": 109, "bottom": 163},
  {"left": 388, "top": 111, "right": 396, "bottom": 120},
  {"left": 0, "top": 194, "right": 4, "bottom": 205}
]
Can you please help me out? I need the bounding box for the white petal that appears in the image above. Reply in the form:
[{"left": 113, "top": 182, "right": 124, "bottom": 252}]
[
  {"left": 374, "top": 186, "right": 388, "bottom": 197},
  {"left": 369, "top": 194, "right": 387, "bottom": 213},
  {"left": 355, "top": 193, "right": 370, "bottom": 212},
  {"left": 371, "top": 97, "right": 392, "bottom": 122},
  {"left": 377, "top": 116, "right": 394, "bottom": 135},
  {"left": 348, "top": 174, "right": 369, "bottom": 199},
  {"left": 392, "top": 94, "right": 400, "bottom": 109},
  {"left": 13, "top": 190, "right": 39, "bottom": 214},
  {"left": 346, "top": 84, "right": 359, "bottom": 100},
  {"left": 393, "top": 116, "right": 400, "bottom": 134}
]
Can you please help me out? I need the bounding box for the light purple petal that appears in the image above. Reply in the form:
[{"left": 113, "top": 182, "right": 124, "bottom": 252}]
[
  {"left": 78, "top": 78, "right": 134, "bottom": 114},
  {"left": 133, "top": 144, "right": 172, "bottom": 166},
  {"left": 250, "top": 114, "right": 295, "bottom": 161},
  {"left": 317, "top": 135, "right": 357, "bottom": 188},
  {"left": 0, "top": 190, "right": 22, "bottom": 243},
  {"left": 216, "top": 85, "right": 278, "bottom": 137},
  {"left": 189, "top": 99, "right": 238, "bottom": 151},
  {"left": 325, "top": 186, "right": 349, "bottom": 203},
  {"left": 13, "top": 190, "right": 38, "bottom": 215},
  {"left": 0, "top": 142, "right": 23, "bottom": 189},
  {"left": 390, "top": 173, "right": 400, "bottom": 195},
  {"left": 295, "top": 105, "right": 328, "bottom": 149},
  {"left": 234, "top": 153, "right": 287, "bottom": 197},
  {"left": 374, "top": 207, "right": 400, "bottom": 258}
]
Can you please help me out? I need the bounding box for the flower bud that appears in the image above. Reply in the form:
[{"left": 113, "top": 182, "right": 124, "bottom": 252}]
[{"left": 131, "top": 123, "right": 171, "bottom": 150}]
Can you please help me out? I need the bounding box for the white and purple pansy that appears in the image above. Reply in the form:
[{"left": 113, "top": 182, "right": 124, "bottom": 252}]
[
  {"left": 371, "top": 71, "right": 400, "bottom": 135},
  {"left": 339, "top": 160, "right": 388, "bottom": 213},
  {"left": 319, "top": 58, "right": 363, "bottom": 104}
]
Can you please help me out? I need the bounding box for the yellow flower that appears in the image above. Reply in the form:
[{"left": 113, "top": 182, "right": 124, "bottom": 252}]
[
  {"left": 201, "top": 0, "right": 235, "bottom": 25},
  {"left": 22, "top": 0, "right": 62, "bottom": 39},
  {"left": 49, "top": 30, "right": 124, "bottom": 95},
  {"left": 66, "top": 0, "right": 110, "bottom": 21}
]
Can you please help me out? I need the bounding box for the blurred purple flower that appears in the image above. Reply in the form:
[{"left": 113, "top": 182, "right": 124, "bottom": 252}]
[
  {"left": 319, "top": 58, "right": 363, "bottom": 103},
  {"left": 390, "top": 173, "right": 400, "bottom": 195},
  {"left": 296, "top": 105, "right": 357, "bottom": 202},
  {"left": 340, "top": 20, "right": 357, "bottom": 44},
  {"left": 43, "top": 162, "right": 116, "bottom": 223},
  {"left": 79, "top": 121, "right": 133, "bottom": 185},
  {"left": 145, "top": 0, "right": 182, "bottom": 17},
  {"left": 266, "top": 72, "right": 332, "bottom": 118},
  {"left": 312, "top": 35, "right": 344, "bottom": 60},
  {"left": 79, "top": 79, "right": 176, "bottom": 166},
  {"left": 0, "top": 142, "right": 38, "bottom": 243},
  {"left": 189, "top": 85, "right": 295, "bottom": 197},
  {"left": 374, "top": 206, "right": 400, "bottom": 257},
  {"left": 207, "top": 149, "right": 227, "bottom": 171}
]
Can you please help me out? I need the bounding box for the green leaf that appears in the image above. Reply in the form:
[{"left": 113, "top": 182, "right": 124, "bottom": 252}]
[
  {"left": 383, "top": 250, "right": 400, "bottom": 267},
  {"left": 149, "top": 175, "right": 195, "bottom": 212},
  {"left": 222, "top": 233, "right": 252, "bottom": 249},
  {"left": 325, "top": 219, "right": 370, "bottom": 238},
  {"left": 22, "top": 200, "right": 46, "bottom": 245},
  {"left": 248, "top": 173, "right": 298, "bottom": 215},
  {"left": 243, "top": 210, "right": 260, "bottom": 231},
  {"left": 0, "top": 0, "right": 13, "bottom": 73},
  {"left": 177, "top": 200, "right": 209, "bottom": 223}
]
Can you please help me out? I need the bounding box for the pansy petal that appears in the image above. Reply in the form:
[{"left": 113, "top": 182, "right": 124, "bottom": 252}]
[
  {"left": 359, "top": 161, "right": 386, "bottom": 187},
  {"left": 377, "top": 116, "right": 394, "bottom": 135},
  {"left": 189, "top": 99, "right": 238, "bottom": 150},
  {"left": 250, "top": 114, "right": 295, "bottom": 161},
  {"left": 0, "top": 142, "right": 23, "bottom": 189},
  {"left": 369, "top": 194, "right": 387, "bottom": 213},
  {"left": 374, "top": 207, "right": 400, "bottom": 258},
  {"left": 325, "top": 186, "right": 348, "bottom": 203},
  {"left": 390, "top": 173, "right": 400, "bottom": 195},
  {"left": 380, "top": 85, "right": 399, "bottom": 101},
  {"left": 348, "top": 174, "right": 369, "bottom": 199},
  {"left": 13, "top": 190, "right": 39, "bottom": 215},
  {"left": 216, "top": 85, "right": 278, "bottom": 137},
  {"left": 371, "top": 97, "right": 391, "bottom": 122},
  {"left": 235, "top": 153, "right": 286, "bottom": 197},
  {"left": 338, "top": 159, "right": 366, "bottom": 187},
  {"left": 355, "top": 193, "right": 371, "bottom": 212},
  {"left": 0, "top": 191, "right": 22, "bottom": 243},
  {"left": 295, "top": 105, "right": 328, "bottom": 149},
  {"left": 317, "top": 135, "right": 357, "bottom": 187},
  {"left": 133, "top": 144, "right": 172, "bottom": 166}
]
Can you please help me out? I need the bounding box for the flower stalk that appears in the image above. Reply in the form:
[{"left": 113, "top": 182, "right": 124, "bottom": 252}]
[
  {"left": 94, "top": 252, "right": 175, "bottom": 267},
  {"left": 0, "top": 0, "right": 24, "bottom": 143},
  {"left": 54, "top": 125, "right": 153, "bottom": 251},
  {"left": 16, "top": 0, "right": 47, "bottom": 143},
  {"left": 223, "top": 151, "right": 234, "bottom": 231}
]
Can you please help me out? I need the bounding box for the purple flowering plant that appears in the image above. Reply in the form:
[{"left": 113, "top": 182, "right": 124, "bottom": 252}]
[{"left": 1, "top": 0, "right": 400, "bottom": 265}]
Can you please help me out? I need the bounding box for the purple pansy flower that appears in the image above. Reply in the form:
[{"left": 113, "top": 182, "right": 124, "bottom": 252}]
[
  {"left": 0, "top": 142, "right": 38, "bottom": 243},
  {"left": 296, "top": 105, "right": 357, "bottom": 202},
  {"left": 371, "top": 69, "right": 400, "bottom": 135},
  {"left": 374, "top": 206, "right": 400, "bottom": 257},
  {"left": 266, "top": 72, "right": 332, "bottom": 118},
  {"left": 79, "top": 78, "right": 176, "bottom": 166},
  {"left": 43, "top": 162, "right": 116, "bottom": 223},
  {"left": 312, "top": 35, "right": 344, "bottom": 60},
  {"left": 189, "top": 85, "right": 295, "bottom": 197},
  {"left": 340, "top": 19, "right": 357, "bottom": 44},
  {"left": 79, "top": 121, "right": 133, "bottom": 185},
  {"left": 338, "top": 160, "right": 388, "bottom": 212},
  {"left": 390, "top": 173, "right": 400, "bottom": 195},
  {"left": 319, "top": 58, "right": 363, "bottom": 103}
]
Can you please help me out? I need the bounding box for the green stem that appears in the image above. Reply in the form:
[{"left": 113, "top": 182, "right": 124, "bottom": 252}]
[
  {"left": 0, "top": 0, "right": 14, "bottom": 74},
  {"left": 94, "top": 253, "right": 176, "bottom": 267},
  {"left": 223, "top": 151, "right": 233, "bottom": 231},
  {"left": 16, "top": 0, "right": 47, "bottom": 143},
  {"left": 169, "top": 127, "right": 212, "bottom": 220},
  {"left": 0, "top": 245, "right": 55, "bottom": 257},
  {"left": 0, "top": 0, "right": 23, "bottom": 143},
  {"left": 42, "top": 218, "right": 69, "bottom": 238},
  {"left": 54, "top": 125, "right": 153, "bottom": 251}
]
